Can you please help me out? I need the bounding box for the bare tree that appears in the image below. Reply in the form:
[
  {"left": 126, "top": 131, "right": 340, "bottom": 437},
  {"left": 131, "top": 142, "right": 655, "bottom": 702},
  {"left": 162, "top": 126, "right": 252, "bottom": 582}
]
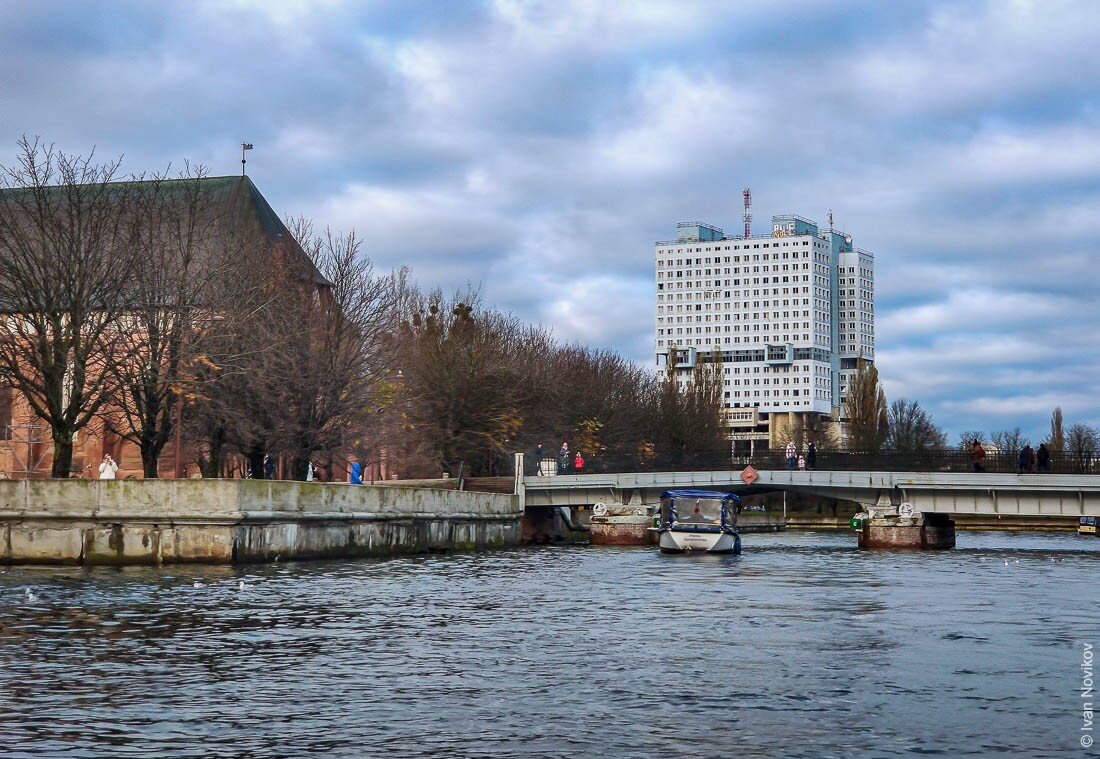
[
  {"left": 843, "top": 358, "right": 888, "bottom": 451},
  {"left": 1065, "top": 422, "right": 1099, "bottom": 471},
  {"left": 888, "top": 399, "right": 947, "bottom": 451},
  {"left": 526, "top": 344, "right": 654, "bottom": 463},
  {"left": 271, "top": 221, "right": 395, "bottom": 480},
  {"left": 990, "top": 427, "right": 1029, "bottom": 454},
  {"left": 177, "top": 217, "right": 306, "bottom": 478},
  {"left": 652, "top": 354, "right": 727, "bottom": 466},
  {"left": 0, "top": 138, "right": 146, "bottom": 476},
  {"left": 101, "top": 166, "right": 232, "bottom": 477},
  {"left": 958, "top": 430, "right": 986, "bottom": 448},
  {"left": 392, "top": 289, "right": 528, "bottom": 476}
]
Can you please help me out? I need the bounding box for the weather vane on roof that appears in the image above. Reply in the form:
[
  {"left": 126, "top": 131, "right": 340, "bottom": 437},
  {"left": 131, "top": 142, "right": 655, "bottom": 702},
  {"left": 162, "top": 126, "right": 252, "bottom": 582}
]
[{"left": 241, "top": 142, "right": 254, "bottom": 177}]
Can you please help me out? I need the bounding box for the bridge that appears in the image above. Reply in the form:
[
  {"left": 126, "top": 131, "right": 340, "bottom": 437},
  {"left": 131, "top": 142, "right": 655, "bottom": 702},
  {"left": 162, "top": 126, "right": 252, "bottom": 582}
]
[
  {"left": 520, "top": 468, "right": 1100, "bottom": 518},
  {"left": 513, "top": 461, "right": 1100, "bottom": 548}
]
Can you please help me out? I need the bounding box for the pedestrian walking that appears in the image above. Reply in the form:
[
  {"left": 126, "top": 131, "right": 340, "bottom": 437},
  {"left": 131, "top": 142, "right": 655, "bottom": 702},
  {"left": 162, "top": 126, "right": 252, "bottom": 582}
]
[
  {"left": 797, "top": 455, "right": 806, "bottom": 471},
  {"left": 1037, "top": 443, "right": 1051, "bottom": 472},
  {"left": 807, "top": 442, "right": 817, "bottom": 471},
  {"left": 785, "top": 441, "right": 797, "bottom": 471},
  {"left": 535, "top": 444, "right": 544, "bottom": 476},
  {"left": 574, "top": 451, "right": 585, "bottom": 473},
  {"left": 1017, "top": 444, "right": 1037, "bottom": 475},
  {"left": 971, "top": 440, "right": 986, "bottom": 473},
  {"left": 264, "top": 454, "right": 276, "bottom": 480},
  {"left": 98, "top": 454, "right": 118, "bottom": 480},
  {"left": 559, "top": 442, "right": 570, "bottom": 474},
  {"left": 350, "top": 461, "right": 363, "bottom": 485}
]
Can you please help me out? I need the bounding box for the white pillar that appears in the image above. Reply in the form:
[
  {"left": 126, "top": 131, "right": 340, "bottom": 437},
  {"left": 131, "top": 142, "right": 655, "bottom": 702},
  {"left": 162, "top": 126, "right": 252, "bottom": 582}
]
[{"left": 513, "top": 452, "right": 526, "bottom": 511}]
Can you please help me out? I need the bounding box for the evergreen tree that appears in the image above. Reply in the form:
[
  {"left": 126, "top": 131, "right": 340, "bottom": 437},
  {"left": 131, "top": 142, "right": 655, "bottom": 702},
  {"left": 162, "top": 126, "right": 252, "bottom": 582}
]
[{"left": 1048, "top": 407, "right": 1065, "bottom": 452}]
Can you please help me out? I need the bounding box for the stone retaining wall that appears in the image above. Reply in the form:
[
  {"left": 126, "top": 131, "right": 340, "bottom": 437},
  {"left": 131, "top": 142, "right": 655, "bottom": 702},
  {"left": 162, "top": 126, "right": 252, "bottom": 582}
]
[{"left": 0, "top": 480, "right": 521, "bottom": 566}]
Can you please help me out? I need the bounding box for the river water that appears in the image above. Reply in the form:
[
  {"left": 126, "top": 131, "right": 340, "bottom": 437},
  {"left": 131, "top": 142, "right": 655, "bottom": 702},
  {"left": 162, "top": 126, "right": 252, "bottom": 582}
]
[{"left": 1, "top": 530, "right": 1097, "bottom": 758}]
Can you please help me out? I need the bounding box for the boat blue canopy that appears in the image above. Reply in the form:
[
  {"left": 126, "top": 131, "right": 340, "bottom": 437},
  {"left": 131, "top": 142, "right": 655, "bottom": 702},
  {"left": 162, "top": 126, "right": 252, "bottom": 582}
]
[{"left": 660, "top": 490, "right": 741, "bottom": 503}]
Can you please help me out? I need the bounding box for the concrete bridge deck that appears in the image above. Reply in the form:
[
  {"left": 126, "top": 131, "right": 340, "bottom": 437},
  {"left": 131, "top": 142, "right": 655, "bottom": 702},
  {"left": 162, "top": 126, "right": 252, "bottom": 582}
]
[{"left": 522, "top": 469, "right": 1100, "bottom": 517}]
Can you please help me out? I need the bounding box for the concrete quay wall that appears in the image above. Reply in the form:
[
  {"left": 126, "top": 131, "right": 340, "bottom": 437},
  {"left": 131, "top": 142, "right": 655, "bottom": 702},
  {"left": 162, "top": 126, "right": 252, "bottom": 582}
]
[{"left": 0, "top": 480, "right": 521, "bottom": 566}]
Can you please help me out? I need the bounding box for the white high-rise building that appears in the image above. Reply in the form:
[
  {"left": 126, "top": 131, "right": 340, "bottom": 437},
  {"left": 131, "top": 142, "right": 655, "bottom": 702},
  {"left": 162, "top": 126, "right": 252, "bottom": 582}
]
[{"left": 654, "top": 214, "right": 875, "bottom": 452}]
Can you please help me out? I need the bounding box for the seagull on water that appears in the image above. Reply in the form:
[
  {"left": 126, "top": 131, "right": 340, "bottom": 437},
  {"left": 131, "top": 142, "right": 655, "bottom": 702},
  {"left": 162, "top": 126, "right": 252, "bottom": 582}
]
[
  {"left": 24, "top": 588, "right": 37, "bottom": 602},
  {"left": 238, "top": 580, "right": 246, "bottom": 590}
]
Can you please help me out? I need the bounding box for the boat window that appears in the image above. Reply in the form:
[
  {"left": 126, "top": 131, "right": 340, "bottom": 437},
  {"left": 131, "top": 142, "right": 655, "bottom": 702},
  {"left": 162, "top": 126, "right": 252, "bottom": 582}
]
[{"left": 672, "top": 498, "right": 723, "bottom": 525}]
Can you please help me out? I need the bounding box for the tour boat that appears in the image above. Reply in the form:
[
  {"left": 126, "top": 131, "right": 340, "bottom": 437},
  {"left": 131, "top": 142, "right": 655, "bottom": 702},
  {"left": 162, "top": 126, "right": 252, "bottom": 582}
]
[{"left": 656, "top": 490, "right": 742, "bottom": 554}]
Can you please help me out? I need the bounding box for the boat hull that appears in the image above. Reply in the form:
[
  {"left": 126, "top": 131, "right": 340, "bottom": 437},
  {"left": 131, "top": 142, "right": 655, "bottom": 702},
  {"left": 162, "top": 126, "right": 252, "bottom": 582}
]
[{"left": 659, "top": 530, "right": 741, "bottom": 554}]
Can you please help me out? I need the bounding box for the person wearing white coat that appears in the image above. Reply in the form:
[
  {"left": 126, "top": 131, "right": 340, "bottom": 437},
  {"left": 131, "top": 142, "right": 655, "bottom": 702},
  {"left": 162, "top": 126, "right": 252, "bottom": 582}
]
[
  {"left": 98, "top": 455, "right": 119, "bottom": 480},
  {"left": 785, "top": 442, "right": 798, "bottom": 471}
]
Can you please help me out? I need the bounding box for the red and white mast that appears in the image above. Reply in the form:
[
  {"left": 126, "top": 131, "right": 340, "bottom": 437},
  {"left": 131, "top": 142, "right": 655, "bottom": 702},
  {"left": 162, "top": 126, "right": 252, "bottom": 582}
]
[{"left": 742, "top": 188, "right": 752, "bottom": 238}]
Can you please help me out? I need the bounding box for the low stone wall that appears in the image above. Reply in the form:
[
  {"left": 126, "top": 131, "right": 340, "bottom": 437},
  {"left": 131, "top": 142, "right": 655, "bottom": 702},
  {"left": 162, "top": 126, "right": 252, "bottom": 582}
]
[
  {"left": 737, "top": 513, "right": 787, "bottom": 532},
  {"left": 951, "top": 513, "right": 1080, "bottom": 532},
  {"left": 784, "top": 514, "right": 853, "bottom": 530},
  {"left": 0, "top": 479, "right": 521, "bottom": 566},
  {"left": 784, "top": 513, "right": 1082, "bottom": 532}
]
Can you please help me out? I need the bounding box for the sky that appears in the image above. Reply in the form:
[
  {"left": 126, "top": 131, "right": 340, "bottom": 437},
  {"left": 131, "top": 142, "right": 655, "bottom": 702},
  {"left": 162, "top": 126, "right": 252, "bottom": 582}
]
[{"left": 1, "top": 0, "right": 1098, "bottom": 444}]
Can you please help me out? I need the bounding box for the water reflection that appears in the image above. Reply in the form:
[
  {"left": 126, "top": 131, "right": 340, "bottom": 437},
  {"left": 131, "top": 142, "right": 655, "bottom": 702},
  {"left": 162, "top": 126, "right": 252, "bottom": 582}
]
[{"left": 1, "top": 531, "right": 1098, "bottom": 757}]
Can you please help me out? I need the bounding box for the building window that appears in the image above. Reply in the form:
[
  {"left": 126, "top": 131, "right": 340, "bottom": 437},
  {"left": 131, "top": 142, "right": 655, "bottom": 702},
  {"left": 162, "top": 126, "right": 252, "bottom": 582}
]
[{"left": 0, "top": 385, "right": 11, "bottom": 441}]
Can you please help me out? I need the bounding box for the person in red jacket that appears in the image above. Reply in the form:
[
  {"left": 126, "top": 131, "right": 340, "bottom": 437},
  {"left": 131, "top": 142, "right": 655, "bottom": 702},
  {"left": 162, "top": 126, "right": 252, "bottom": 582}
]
[
  {"left": 574, "top": 451, "right": 585, "bottom": 472},
  {"left": 971, "top": 440, "right": 986, "bottom": 473}
]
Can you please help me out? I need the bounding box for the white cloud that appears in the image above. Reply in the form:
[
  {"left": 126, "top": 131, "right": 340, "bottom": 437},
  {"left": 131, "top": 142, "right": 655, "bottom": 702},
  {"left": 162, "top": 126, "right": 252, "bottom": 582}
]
[
  {"left": 877, "top": 289, "right": 1072, "bottom": 342},
  {"left": 848, "top": 0, "right": 1100, "bottom": 116}
]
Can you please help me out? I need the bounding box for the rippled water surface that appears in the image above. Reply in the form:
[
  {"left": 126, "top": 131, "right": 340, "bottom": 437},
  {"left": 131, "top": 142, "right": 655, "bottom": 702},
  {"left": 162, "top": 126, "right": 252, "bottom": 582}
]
[{"left": 2, "top": 530, "right": 1098, "bottom": 758}]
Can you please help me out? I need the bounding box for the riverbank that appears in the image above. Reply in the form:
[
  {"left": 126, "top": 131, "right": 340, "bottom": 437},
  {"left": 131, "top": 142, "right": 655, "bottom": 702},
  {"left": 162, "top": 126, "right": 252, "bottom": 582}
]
[{"left": 0, "top": 479, "right": 521, "bottom": 566}]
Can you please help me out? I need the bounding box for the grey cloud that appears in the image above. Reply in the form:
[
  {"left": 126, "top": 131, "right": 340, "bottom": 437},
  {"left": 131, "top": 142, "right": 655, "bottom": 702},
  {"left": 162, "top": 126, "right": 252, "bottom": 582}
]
[{"left": 1, "top": 0, "right": 1098, "bottom": 443}]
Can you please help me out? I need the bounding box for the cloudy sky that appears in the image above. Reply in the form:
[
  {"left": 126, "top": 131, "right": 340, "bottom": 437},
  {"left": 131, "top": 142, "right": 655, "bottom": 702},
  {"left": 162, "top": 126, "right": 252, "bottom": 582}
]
[{"left": 2, "top": 0, "right": 1098, "bottom": 443}]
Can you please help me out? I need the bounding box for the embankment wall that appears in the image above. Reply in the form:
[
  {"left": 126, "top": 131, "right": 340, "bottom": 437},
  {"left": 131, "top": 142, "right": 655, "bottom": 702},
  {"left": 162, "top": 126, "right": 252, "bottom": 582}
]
[{"left": 0, "top": 480, "right": 521, "bottom": 566}]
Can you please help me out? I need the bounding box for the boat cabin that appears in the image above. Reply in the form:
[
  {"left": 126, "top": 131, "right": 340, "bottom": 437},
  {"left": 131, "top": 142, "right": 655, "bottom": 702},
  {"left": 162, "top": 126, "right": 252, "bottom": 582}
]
[{"left": 659, "top": 490, "right": 741, "bottom": 533}]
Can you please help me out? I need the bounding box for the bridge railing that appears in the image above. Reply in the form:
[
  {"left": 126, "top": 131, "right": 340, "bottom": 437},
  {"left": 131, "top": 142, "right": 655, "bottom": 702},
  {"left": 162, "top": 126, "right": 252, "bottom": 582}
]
[{"left": 522, "top": 449, "right": 1100, "bottom": 476}]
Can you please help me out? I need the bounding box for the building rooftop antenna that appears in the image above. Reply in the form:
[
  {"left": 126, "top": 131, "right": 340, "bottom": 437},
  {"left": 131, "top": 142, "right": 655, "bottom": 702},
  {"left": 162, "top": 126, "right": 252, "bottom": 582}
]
[
  {"left": 742, "top": 188, "right": 752, "bottom": 239},
  {"left": 828, "top": 209, "right": 834, "bottom": 233},
  {"left": 241, "top": 142, "right": 254, "bottom": 177}
]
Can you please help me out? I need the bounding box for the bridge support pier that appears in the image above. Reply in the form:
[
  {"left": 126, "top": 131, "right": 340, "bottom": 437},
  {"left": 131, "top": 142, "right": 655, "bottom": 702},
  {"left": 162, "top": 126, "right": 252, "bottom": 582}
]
[
  {"left": 590, "top": 503, "right": 656, "bottom": 546},
  {"left": 856, "top": 510, "right": 956, "bottom": 550}
]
